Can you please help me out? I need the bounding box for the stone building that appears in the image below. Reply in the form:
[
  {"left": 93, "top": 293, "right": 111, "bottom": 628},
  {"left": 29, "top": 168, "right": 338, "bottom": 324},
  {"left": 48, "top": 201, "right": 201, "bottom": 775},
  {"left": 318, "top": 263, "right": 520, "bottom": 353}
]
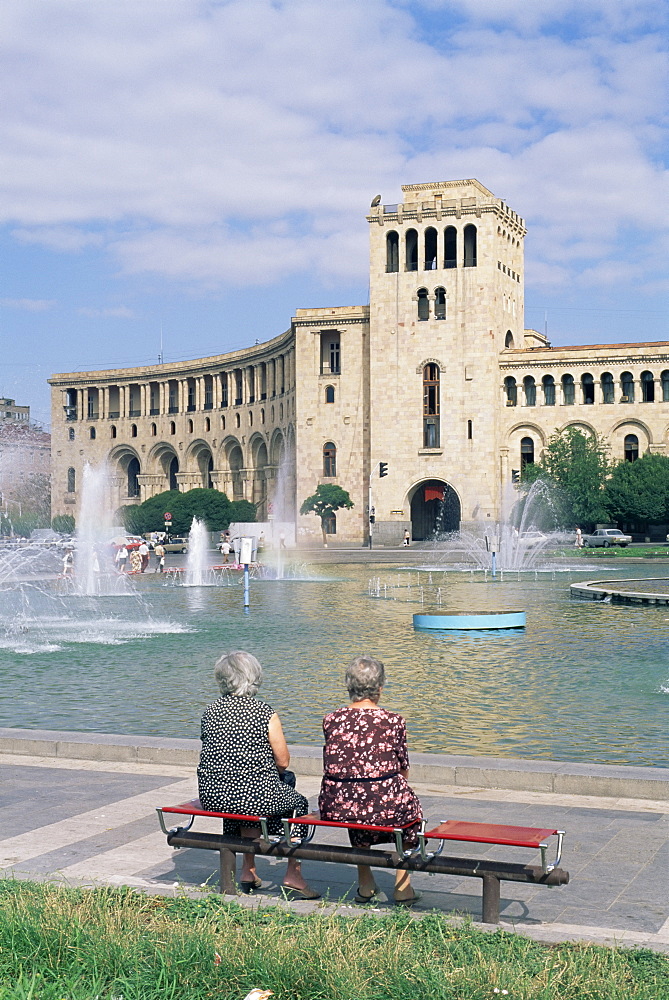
[{"left": 50, "top": 178, "right": 669, "bottom": 544}]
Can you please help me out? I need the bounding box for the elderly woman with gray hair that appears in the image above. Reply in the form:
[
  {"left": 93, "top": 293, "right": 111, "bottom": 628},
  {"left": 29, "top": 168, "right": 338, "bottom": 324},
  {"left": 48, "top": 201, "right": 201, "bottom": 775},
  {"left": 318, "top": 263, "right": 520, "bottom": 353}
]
[
  {"left": 198, "top": 650, "right": 318, "bottom": 899},
  {"left": 318, "top": 655, "right": 423, "bottom": 905}
]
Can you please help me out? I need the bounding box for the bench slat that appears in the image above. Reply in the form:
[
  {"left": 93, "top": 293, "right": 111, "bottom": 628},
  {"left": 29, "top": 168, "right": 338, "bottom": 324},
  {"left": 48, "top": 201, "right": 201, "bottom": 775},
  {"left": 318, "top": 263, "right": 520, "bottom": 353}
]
[
  {"left": 289, "top": 810, "right": 417, "bottom": 835},
  {"left": 424, "top": 820, "right": 557, "bottom": 848},
  {"left": 161, "top": 799, "right": 266, "bottom": 823}
]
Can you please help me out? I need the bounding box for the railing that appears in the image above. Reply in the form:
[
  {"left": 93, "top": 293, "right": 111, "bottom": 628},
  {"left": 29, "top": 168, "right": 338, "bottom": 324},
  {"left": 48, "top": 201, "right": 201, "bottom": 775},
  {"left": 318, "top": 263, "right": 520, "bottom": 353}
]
[
  {"left": 187, "top": 404, "right": 196, "bottom": 412},
  {"left": 108, "top": 410, "right": 120, "bottom": 419},
  {"left": 129, "top": 409, "right": 141, "bottom": 417},
  {"left": 204, "top": 402, "right": 213, "bottom": 410},
  {"left": 168, "top": 405, "right": 178, "bottom": 414},
  {"left": 235, "top": 397, "right": 242, "bottom": 406},
  {"left": 149, "top": 407, "right": 159, "bottom": 415}
]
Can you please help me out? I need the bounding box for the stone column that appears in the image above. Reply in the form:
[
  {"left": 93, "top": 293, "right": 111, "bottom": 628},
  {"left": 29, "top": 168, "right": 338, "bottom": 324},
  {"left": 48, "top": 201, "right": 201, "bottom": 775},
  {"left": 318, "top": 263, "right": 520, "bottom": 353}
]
[
  {"left": 77, "top": 388, "right": 85, "bottom": 421},
  {"left": 140, "top": 384, "right": 147, "bottom": 416},
  {"left": 100, "top": 387, "right": 108, "bottom": 420},
  {"left": 212, "top": 373, "right": 221, "bottom": 409}
]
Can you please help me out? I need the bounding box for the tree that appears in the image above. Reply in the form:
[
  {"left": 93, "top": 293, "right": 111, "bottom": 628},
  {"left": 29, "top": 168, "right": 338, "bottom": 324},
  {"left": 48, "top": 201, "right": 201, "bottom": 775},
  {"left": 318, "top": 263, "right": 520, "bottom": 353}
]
[
  {"left": 299, "top": 484, "right": 354, "bottom": 545},
  {"left": 522, "top": 428, "right": 611, "bottom": 528},
  {"left": 228, "top": 499, "right": 257, "bottom": 523},
  {"left": 118, "top": 489, "right": 233, "bottom": 535},
  {"left": 52, "top": 514, "right": 75, "bottom": 534},
  {"left": 606, "top": 453, "right": 669, "bottom": 524}
]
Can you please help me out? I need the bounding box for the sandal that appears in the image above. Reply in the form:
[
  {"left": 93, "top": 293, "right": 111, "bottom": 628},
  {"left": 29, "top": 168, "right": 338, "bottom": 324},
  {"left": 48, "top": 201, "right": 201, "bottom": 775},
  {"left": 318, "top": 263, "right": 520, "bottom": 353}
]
[
  {"left": 240, "top": 877, "right": 263, "bottom": 894},
  {"left": 354, "top": 887, "right": 379, "bottom": 904},
  {"left": 281, "top": 884, "right": 321, "bottom": 900},
  {"left": 393, "top": 891, "right": 422, "bottom": 907}
]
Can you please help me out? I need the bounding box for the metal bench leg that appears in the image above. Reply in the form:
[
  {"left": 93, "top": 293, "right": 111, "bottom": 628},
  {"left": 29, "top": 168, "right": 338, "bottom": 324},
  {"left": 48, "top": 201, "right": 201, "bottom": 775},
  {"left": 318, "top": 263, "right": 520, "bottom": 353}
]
[
  {"left": 219, "top": 847, "right": 236, "bottom": 895},
  {"left": 481, "top": 874, "right": 500, "bottom": 924}
]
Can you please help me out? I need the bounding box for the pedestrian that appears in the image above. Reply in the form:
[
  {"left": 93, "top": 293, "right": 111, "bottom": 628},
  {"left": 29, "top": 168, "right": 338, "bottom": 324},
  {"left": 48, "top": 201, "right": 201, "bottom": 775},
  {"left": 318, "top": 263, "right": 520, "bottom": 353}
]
[
  {"left": 154, "top": 542, "right": 165, "bottom": 573},
  {"left": 220, "top": 538, "right": 231, "bottom": 563},
  {"left": 138, "top": 540, "right": 150, "bottom": 572},
  {"left": 62, "top": 548, "right": 74, "bottom": 577},
  {"left": 575, "top": 527, "right": 583, "bottom": 549},
  {"left": 130, "top": 547, "right": 142, "bottom": 574},
  {"left": 115, "top": 545, "right": 128, "bottom": 572},
  {"left": 403, "top": 529, "right": 411, "bottom": 547},
  {"left": 279, "top": 530, "right": 286, "bottom": 549}
]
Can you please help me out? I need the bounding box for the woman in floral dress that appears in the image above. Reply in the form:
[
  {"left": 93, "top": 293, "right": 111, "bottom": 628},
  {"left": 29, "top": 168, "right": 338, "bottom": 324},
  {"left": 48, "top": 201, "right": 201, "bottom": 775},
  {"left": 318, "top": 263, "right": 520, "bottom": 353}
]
[{"left": 318, "top": 655, "right": 423, "bottom": 905}]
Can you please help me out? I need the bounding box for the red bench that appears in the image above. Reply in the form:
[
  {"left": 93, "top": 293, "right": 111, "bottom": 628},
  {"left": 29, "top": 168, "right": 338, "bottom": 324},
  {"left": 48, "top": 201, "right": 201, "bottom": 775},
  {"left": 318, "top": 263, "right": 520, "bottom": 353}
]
[{"left": 157, "top": 799, "right": 568, "bottom": 923}]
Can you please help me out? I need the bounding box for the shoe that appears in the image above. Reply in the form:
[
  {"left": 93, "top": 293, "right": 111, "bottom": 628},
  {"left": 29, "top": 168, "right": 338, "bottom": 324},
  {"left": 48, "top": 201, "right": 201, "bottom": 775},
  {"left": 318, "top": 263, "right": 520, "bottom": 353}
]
[
  {"left": 281, "top": 884, "right": 321, "bottom": 900},
  {"left": 393, "top": 891, "right": 422, "bottom": 907},
  {"left": 354, "top": 887, "right": 379, "bottom": 904},
  {"left": 239, "top": 877, "right": 263, "bottom": 894}
]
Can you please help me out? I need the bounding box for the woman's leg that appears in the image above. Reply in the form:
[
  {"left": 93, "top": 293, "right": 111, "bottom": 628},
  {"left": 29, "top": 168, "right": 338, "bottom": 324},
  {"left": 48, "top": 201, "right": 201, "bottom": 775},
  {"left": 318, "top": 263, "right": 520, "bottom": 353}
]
[
  {"left": 282, "top": 858, "right": 316, "bottom": 892},
  {"left": 393, "top": 868, "right": 414, "bottom": 899},
  {"left": 356, "top": 864, "right": 377, "bottom": 897},
  {"left": 239, "top": 825, "right": 259, "bottom": 882}
]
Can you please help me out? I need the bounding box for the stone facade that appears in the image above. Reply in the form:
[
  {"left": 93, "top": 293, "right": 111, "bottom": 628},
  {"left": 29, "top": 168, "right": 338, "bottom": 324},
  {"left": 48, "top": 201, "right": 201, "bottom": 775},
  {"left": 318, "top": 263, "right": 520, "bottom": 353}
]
[{"left": 50, "top": 178, "right": 669, "bottom": 544}]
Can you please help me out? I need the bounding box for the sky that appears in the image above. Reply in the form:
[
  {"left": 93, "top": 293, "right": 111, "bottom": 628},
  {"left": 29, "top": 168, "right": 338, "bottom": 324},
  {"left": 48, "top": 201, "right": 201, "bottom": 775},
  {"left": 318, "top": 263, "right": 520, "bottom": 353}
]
[{"left": 1, "top": 0, "right": 667, "bottom": 428}]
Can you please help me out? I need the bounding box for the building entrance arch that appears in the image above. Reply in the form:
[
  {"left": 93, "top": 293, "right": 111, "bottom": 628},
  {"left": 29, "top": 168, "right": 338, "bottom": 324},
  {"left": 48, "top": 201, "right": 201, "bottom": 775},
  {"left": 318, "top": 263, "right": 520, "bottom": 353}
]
[{"left": 409, "top": 479, "right": 460, "bottom": 539}]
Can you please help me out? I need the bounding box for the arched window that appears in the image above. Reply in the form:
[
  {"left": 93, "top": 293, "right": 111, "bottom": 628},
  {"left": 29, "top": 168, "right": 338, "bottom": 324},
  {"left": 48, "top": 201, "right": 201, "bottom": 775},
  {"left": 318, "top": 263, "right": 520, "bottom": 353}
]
[
  {"left": 523, "top": 376, "right": 536, "bottom": 407},
  {"left": 463, "top": 224, "right": 477, "bottom": 267},
  {"left": 542, "top": 374, "right": 555, "bottom": 406},
  {"left": 386, "top": 231, "right": 399, "bottom": 273},
  {"left": 323, "top": 442, "right": 337, "bottom": 477},
  {"left": 505, "top": 330, "right": 514, "bottom": 348},
  {"left": 417, "top": 288, "right": 429, "bottom": 321},
  {"left": 261, "top": 408, "right": 265, "bottom": 424},
  {"left": 249, "top": 411, "right": 253, "bottom": 426},
  {"left": 620, "top": 371, "right": 634, "bottom": 402},
  {"left": 89, "top": 426, "right": 96, "bottom": 439},
  {"left": 221, "top": 415, "right": 226, "bottom": 430},
  {"left": 520, "top": 437, "right": 534, "bottom": 471},
  {"left": 235, "top": 413, "right": 241, "bottom": 428},
  {"left": 325, "top": 385, "right": 335, "bottom": 403},
  {"left": 131, "top": 424, "right": 137, "bottom": 437},
  {"left": 504, "top": 376, "right": 517, "bottom": 406},
  {"left": 467, "top": 419, "right": 473, "bottom": 440},
  {"left": 205, "top": 417, "right": 210, "bottom": 432},
  {"left": 624, "top": 434, "right": 639, "bottom": 462},
  {"left": 662, "top": 371, "right": 669, "bottom": 402},
  {"left": 188, "top": 419, "right": 194, "bottom": 433},
  {"left": 169, "top": 421, "right": 176, "bottom": 435},
  {"left": 424, "top": 227, "right": 438, "bottom": 270},
  {"left": 67, "top": 467, "right": 76, "bottom": 492},
  {"left": 601, "top": 372, "right": 614, "bottom": 403},
  {"left": 423, "top": 363, "right": 440, "bottom": 447},
  {"left": 562, "top": 374, "right": 575, "bottom": 405},
  {"left": 582, "top": 373, "right": 595, "bottom": 404},
  {"left": 127, "top": 457, "right": 140, "bottom": 498},
  {"left": 641, "top": 370, "right": 654, "bottom": 402},
  {"left": 405, "top": 229, "right": 418, "bottom": 271},
  {"left": 434, "top": 287, "right": 446, "bottom": 320},
  {"left": 169, "top": 456, "right": 179, "bottom": 491},
  {"left": 68, "top": 427, "right": 75, "bottom": 440},
  {"left": 444, "top": 226, "right": 457, "bottom": 268},
  {"left": 110, "top": 425, "right": 117, "bottom": 439},
  {"left": 150, "top": 423, "right": 157, "bottom": 436}
]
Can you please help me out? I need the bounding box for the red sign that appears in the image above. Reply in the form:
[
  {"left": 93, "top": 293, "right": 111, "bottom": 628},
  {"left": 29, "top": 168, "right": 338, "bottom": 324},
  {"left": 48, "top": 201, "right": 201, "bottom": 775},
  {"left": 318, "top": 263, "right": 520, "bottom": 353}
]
[{"left": 164, "top": 513, "right": 172, "bottom": 521}]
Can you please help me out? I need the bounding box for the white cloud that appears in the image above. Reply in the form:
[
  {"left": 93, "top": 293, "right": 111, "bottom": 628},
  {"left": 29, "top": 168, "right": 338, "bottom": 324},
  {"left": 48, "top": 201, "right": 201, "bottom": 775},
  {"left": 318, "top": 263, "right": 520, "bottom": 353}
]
[
  {"left": 0, "top": 297, "right": 56, "bottom": 311},
  {"left": 77, "top": 306, "right": 135, "bottom": 319},
  {"left": 0, "top": 0, "right": 666, "bottom": 296}
]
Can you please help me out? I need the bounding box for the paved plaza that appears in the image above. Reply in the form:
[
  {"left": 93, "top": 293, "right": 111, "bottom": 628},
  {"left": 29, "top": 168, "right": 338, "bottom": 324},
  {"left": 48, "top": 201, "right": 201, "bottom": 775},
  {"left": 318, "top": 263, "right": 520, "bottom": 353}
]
[{"left": 1, "top": 742, "right": 667, "bottom": 954}]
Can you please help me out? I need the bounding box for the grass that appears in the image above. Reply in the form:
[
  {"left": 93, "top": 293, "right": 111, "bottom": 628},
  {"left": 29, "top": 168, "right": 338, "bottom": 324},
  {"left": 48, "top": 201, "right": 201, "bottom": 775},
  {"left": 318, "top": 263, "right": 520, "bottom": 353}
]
[
  {"left": 0, "top": 881, "right": 668, "bottom": 1000},
  {"left": 557, "top": 545, "right": 669, "bottom": 559}
]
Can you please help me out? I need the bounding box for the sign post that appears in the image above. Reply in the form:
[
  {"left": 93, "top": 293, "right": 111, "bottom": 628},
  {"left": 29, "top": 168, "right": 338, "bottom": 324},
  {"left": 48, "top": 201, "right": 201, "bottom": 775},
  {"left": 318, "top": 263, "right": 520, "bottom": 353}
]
[
  {"left": 163, "top": 512, "right": 172, "bottom": 537},
  {"left": 239, "top": 536, "right": 254, "bottom": 613}
]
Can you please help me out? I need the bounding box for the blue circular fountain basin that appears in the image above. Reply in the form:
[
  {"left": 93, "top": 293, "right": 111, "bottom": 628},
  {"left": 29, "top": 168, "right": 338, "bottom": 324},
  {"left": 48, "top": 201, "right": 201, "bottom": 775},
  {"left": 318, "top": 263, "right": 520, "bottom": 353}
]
[{"left": 413, "top": 611, "right": 526, "bottom": 631}]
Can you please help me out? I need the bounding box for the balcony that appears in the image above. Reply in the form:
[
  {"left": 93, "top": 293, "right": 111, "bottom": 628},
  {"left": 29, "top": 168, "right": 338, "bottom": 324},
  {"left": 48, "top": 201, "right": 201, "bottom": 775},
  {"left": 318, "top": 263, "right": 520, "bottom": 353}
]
[
  {"left": 235, "top": 397, "right": 243, "bottom": 406},
  {"left": 204, "top": 401, "right": 213, "bottom": 410},
  {"left": 108, "top": 410, "right": 120, "bottom": 419},
  {"left": 129, "top": 409, "right": 141, "bottom": 417},
  {"left": 168, "top": 405, "right": 178, "bottom": 414},
  {"left": 187, "top": 403, "right": 196, "bottom": 412},
  {"left": 149, "top": 407, "right": 159, "bottom": 415}
]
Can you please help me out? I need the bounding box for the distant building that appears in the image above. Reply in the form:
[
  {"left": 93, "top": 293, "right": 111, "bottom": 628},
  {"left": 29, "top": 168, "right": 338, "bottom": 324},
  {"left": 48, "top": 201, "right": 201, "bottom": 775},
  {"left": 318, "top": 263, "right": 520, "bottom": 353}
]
[
  {"left": 0, "top": 420, "right": 51, "bottom": 512},
  {"left": 0, "top": 397, "right": 30, "bottom": 424},
  {"left": 49, "top": 178, "right": 669, "bottom": 544}
]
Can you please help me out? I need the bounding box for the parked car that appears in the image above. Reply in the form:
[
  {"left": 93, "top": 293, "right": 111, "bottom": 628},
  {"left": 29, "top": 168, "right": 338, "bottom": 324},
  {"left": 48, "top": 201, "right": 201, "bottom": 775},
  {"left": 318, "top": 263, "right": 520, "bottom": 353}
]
[
  {"left": 582, "top": 528, "right": 632, "bottom": 548},
  {"left": 518, "top": 530, "right": 547, "bottom": 548},
  {"left": 163, "top": 537, "right": 189, "bottom": 553}
]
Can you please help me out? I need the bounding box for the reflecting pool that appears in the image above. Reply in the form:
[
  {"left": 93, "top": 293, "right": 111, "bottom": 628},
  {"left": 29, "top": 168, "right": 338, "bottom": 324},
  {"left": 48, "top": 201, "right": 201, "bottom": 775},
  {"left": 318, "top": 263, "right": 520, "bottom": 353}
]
[{"left": 1, "top": 563, "right": 668, "bottom": 766}]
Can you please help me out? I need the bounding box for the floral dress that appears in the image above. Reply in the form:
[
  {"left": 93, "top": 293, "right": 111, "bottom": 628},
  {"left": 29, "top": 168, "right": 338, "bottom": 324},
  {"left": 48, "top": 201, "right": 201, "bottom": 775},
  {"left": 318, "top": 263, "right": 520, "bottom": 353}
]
[
  {"left": 318, "top": 706, "right": 423, "bottom": 848},
  {"left": 198, "top": 695, "right": 309, "bottom": 836}
]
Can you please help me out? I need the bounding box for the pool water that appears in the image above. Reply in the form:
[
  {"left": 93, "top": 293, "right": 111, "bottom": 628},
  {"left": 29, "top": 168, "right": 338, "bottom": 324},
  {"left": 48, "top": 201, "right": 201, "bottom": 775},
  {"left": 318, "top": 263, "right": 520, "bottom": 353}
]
[{"left": 1, "top": 564, "right": 668, "bottom": 766}]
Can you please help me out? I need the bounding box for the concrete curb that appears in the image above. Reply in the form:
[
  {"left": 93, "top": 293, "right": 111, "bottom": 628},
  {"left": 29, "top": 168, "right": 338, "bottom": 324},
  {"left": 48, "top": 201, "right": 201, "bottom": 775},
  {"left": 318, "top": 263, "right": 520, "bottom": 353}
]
[
  {"left": 571, "top": 577, "right": 669, "bottom": 604},
  {"left": 2, "top": 727, "right": 667, "bottom": 801}
]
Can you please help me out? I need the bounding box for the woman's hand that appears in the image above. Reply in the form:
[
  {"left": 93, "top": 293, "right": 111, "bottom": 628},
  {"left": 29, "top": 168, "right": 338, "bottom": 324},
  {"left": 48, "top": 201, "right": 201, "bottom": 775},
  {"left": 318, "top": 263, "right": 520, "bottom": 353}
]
[{"left": 268, "top": 713, "right": 290, "bottom": 772}]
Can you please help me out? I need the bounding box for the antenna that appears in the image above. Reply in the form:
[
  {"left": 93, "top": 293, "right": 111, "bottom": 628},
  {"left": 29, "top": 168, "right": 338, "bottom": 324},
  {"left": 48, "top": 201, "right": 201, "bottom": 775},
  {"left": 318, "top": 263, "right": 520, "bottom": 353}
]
[
  {"left": 544, "top": 310, "right": 548, "bottom": 338},
  {"left": 159, "top": 323, "right": 163, "bottom": 365}
]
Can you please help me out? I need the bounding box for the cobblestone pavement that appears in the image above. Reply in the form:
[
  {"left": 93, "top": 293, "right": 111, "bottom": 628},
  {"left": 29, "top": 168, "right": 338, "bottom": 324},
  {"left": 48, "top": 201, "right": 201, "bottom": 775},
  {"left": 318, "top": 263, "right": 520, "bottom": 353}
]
[{"left": 1, "top": 753, "right": 667, "bottom": 953}]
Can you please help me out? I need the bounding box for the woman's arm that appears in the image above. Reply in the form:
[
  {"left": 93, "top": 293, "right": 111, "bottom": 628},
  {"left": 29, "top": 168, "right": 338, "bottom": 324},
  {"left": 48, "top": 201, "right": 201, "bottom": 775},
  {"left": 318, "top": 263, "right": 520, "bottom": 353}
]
[{"left": 268, "top": 712, "right": 290, "bottom": 772}]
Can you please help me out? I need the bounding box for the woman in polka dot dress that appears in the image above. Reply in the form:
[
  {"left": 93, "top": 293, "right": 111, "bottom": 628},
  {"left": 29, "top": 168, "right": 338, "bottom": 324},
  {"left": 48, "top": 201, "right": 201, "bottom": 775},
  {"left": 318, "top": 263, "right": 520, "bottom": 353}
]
[{"left": 198, "top": 650, "right": 319, "bottom": 898}]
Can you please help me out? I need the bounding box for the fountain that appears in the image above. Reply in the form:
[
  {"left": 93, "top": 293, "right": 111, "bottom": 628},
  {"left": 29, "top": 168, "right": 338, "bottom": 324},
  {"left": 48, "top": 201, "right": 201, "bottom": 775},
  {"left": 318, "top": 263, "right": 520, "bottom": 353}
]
[
  {"left": 71, "top": 464, "right": 133, "bottom": 596},
  {"left": 184, "top": 517, "right": 209, "bottom": 586}
]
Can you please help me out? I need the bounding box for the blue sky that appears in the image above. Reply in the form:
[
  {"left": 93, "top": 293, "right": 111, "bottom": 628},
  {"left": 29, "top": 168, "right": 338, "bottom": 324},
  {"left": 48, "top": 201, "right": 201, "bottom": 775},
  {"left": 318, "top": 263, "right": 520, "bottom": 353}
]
[{"left": 1, "top": 0, "right": 667, "bottom": 427}]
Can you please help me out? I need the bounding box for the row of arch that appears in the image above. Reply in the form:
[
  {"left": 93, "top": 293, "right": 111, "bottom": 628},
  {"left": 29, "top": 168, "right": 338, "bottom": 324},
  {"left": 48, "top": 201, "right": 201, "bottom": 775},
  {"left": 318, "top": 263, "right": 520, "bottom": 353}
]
[
  {"left": 70, "top": 401, "right": 289, "bottom": 443},
  {"left": 504, "top": 370, "right": 669, "bottom": 407},
  {"left": 386, "top": 225, "right": 477, "bottom": 273},
  {"left": 517, "top": 433, "right": 642, "bottom": 472}
]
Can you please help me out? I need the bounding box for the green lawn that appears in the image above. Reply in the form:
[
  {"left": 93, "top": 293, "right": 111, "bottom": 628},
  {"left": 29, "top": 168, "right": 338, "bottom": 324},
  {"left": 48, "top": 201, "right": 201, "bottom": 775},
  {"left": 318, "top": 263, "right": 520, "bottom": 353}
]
[
  {"left": 559, "top": 545, "right": 669, "bottom": 559},
  {"left": 0, "top": 881, "right": 667, "bottom": 1000}
]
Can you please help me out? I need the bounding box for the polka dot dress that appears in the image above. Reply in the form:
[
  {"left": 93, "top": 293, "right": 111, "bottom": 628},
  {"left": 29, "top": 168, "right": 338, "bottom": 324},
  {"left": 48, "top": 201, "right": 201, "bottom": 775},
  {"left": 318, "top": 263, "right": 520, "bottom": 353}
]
[{"left": 197, "top": 694, "right": 309, "bottom": 835}]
